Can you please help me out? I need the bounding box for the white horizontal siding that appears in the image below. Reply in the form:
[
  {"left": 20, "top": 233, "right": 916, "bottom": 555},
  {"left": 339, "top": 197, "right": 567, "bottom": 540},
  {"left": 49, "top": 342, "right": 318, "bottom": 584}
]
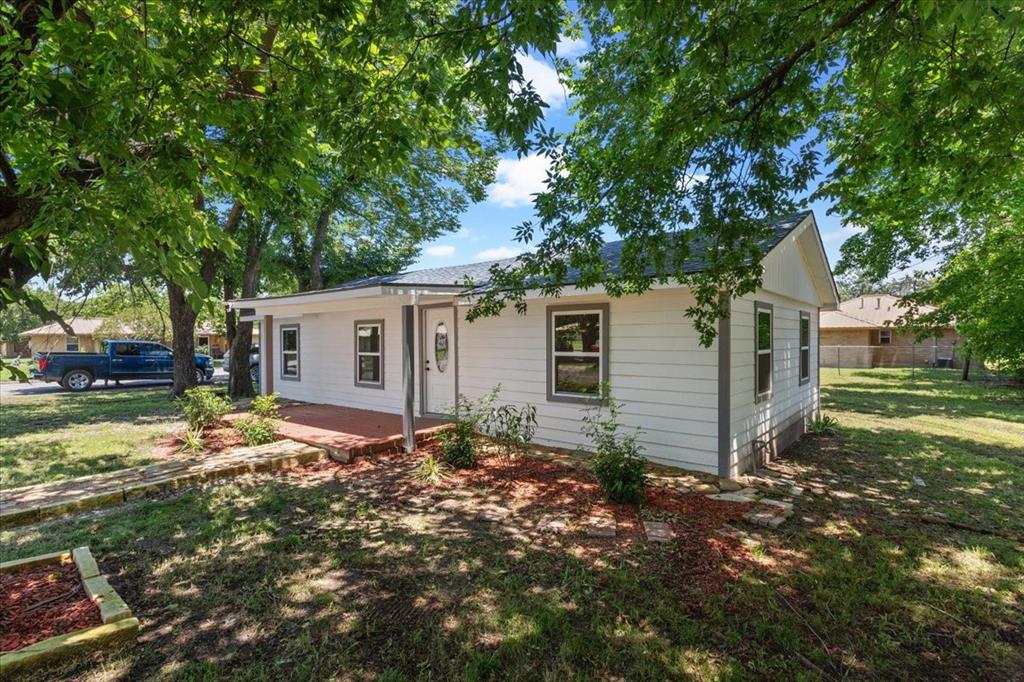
[{"left": 458, "top": 289, "right": 720, "bottom": 473}]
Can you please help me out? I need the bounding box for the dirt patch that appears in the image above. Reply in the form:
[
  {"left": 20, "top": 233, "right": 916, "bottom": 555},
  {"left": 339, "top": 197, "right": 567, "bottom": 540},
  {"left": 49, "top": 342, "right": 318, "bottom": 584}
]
[
  {"left": 153, "top": 424, "right": 246, "bottom": 459},
  {"left": 0, "top": 557, "right": 102, "bottom": 652}
]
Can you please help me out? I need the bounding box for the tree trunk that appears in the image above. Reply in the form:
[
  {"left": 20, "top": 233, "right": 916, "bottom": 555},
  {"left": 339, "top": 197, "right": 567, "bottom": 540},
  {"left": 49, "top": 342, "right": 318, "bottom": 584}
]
[
  {"left": 961, "top": 354, "right": 971, "bottom": 381},
  {"left": 227, "top": 220, "right": 266, "bottom": 398},
  {"left": 223, "top": 278, "right": 237, "bottom": 349},
  {"left": 307, "top": 204, "right": 332, "bottom": 291},
  {"left": 168, "top": 280, "right": 199, "bottom": 397}
]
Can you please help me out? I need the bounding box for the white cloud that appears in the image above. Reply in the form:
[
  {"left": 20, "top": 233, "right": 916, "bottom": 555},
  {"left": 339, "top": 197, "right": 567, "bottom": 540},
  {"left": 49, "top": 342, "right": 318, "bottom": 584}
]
[
  {"left": 475, "top": 246, "right": 523, "bottom": 261},
  {"left": 518, "top": 53, "right": 568, "bottom": 108},
  {"left": 453, "top": 228, "right": 472, "bottom": 240},
  {"left": 556, "top": 34, "right": 588, "bottom": 59},
  {"left": 487, "top": 154, "right": 552, "bottom": 208},
  {"left": 424, "top": 245, "right": 455, "bottom": 257}
]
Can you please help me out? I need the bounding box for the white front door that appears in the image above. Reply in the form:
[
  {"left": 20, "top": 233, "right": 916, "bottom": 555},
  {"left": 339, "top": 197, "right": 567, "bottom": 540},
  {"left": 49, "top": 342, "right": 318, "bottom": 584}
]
[{"left": 423, "top": 306, "right": 456, "bottom": 414}]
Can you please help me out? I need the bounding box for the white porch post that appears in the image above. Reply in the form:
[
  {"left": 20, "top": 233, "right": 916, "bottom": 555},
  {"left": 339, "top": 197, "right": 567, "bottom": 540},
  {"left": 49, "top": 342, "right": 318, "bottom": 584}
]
[{"left": 401, "top": 304, "right": 416, "bottom": 452}]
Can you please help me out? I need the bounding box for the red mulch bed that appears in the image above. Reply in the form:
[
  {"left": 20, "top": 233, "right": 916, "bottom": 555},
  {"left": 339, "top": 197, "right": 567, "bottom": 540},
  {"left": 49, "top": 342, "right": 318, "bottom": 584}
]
[
  {"left": 0, "top": 557, "right": 102, "bottom": 652},
  {"left": 284, "top": 442, "right": 758, "bottom": 601},
  {"left": 154, "top": 425, "right": 246, "bottom": 459}
]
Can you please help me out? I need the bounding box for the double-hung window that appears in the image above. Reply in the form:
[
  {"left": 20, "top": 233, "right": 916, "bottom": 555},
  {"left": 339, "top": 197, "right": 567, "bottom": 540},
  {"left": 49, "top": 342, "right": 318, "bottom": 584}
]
[
  {"left": 879, "top": 328, "right": 892, "bottom": 345},
  {"left": 755, "top": 302, "right": 773, "bottom": 401},
  {"left": 280, "top": 325, "right": 300, "bottom": 380},
  {"left": 548, "top": 305, "right": 607, "bottom": 402},
  {"left": 355, "top": 321, "right": 383, "bottom": 388},
  {"left": 799, "top": 311, "right": 811, "bottom": 385},
  {"left": 66, "top": 335, "right": 79, "bottom": 352}
]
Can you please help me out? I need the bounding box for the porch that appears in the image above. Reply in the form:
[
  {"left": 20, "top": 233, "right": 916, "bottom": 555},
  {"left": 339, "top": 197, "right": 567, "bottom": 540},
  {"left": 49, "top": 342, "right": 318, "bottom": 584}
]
[{"left": 272, "top": 403, "right": 451, "bottom": 460}]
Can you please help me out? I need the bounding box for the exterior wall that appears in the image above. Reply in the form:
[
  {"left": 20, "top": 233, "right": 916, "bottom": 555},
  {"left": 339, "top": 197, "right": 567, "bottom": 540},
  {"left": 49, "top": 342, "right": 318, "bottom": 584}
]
[
  {"left": 266, "top": 302, "right": 418, "bottom": 415},
  {"left": 457, "top": 289, "right": 721, "bottom": 474},
  {"left": 728, "top": 291, "right": 819, "bottom": 476},
  {"left": 820, "top": 327, "right": 960, "bottom": 368},
  {"left": 26, "top": 334, "right": 99, "bottom": 353}
]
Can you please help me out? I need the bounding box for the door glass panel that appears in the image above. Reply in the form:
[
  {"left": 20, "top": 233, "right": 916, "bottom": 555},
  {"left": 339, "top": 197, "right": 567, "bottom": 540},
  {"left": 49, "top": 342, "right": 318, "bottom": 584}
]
[{"left": 434, "top": 322, "right": 449, "bottom": 373}]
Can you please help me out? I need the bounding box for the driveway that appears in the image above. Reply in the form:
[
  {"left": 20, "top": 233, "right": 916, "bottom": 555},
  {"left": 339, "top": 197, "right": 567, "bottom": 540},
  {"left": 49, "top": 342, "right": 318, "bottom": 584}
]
[{"left": 0, "top": 367, "right": 228, "bottom": 399}]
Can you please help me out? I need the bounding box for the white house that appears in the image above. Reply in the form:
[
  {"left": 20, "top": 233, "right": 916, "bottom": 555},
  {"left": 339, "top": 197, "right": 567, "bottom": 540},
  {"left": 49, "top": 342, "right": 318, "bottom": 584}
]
[{"left": 228, "top": 211, "right": 839, "bottom": 479}]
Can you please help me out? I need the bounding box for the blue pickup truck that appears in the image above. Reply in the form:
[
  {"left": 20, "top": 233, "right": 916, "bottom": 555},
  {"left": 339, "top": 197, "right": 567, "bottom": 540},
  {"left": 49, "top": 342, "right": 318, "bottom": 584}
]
[{"left": 33, "top": 339, "right": 214, "bottom": 392}]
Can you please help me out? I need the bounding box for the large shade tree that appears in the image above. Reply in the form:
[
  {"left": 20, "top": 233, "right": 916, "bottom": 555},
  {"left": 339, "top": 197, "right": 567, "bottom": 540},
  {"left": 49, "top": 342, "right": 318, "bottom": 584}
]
[
  {"left": 470, "top": 1, "right": 1024, "bottom": 350},
  {"left": 2, "top": 0, "right": 563, "bottom": 392}
]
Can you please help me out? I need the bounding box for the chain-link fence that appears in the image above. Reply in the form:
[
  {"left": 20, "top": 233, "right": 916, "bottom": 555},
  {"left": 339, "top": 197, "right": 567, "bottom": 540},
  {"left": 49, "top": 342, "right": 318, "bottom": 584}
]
[{"left": 821, "top": 344, "right": 1010, "bottom": 380}]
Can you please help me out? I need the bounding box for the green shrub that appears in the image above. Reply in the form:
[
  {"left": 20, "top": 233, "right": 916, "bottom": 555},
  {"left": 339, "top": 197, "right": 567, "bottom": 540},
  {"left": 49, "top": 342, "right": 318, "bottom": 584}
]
[
  {"left": 235, "top": 416, "right": 277, "bottom": 446},
  {"left": 583, "top": 386, "right": 647, "bottom": 503},
  {"left": 484, "top": 401, "right": 538, "bottom": 457},
  {"left": 439, "top": 420, "right": 476, "bottom": 468},
  {"left": 412, "top": 454, "right": 451, "bottom": 485},
  {"left": 809, "top": 414, "right": 840, "bottom": 435},
  {"left": 178, "top": 387, "right": 232, "bottom": 431},
  {"left": 177, "top": 427, "right": 206, "bottom": 454},
  {"left": 250, "top": 393, "right": 281, "bottom": 419}
]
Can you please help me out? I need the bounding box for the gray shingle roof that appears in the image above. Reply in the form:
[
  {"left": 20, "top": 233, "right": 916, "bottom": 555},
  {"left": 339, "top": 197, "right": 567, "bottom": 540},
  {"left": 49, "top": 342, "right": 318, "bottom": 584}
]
[{"left": 245, "top": 211, "right": 811, "bottom": 301}]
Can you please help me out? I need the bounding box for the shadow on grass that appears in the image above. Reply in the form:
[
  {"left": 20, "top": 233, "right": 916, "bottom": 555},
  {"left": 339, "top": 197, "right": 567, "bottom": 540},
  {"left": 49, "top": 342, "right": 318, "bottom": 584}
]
[
  {"left": 0, "top": 388, "right": 177, "bottom": 439},
  {"left": 2, "top": 460, "right": 1021, "bottom": 681}
]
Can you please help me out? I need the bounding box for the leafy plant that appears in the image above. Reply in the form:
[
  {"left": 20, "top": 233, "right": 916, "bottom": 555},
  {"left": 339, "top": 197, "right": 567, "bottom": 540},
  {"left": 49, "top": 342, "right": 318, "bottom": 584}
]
[
  {"left": 235, "top": 416, "right": 277, "bottom": 447},
  {"left": 176, "top": 427, "right": 206, "bottom": 455},
  {"left": 439, "top": 421, "right": 476, "bottom": 469},
  {"left": 809, "top": 414, "right": 840, "bottom": 436},
  {"left": 583, "top": 385, "right": 647, "bottom": 503},
  {"left": 412, "top": 454, "right": 452, "bottom": 486},
  {"left": 485, "top": 402, "right": 538, "bottom": 457},
  {"left": 250, "top": 393, "right": 281, "bottom": 420},
  {"left": 178, "top": 387, "right": 232, "bottom": 431}
]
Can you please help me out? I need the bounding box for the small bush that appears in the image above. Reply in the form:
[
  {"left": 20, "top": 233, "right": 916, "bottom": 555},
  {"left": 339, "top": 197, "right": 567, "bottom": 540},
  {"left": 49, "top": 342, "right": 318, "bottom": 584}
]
[
  {"left": 176, "top": 427, "right": 206, "bottom": 454},
  {"left": 485, "top": 402, "right": 538, "bottom": 457},
  {"left": 235, "top": 415, "right": 277, "bottom": 446},
  {"left": 179, "top": 387, "right": 232, "bottom": 431},
  {"left": 439, "top": 421, "right": 476, "bottom": 468},
  {"left": 250, "top": 393, "right": 281, "bottom": 420},
  {"left": 583, "top": 386, "right": 647, "bottom": 503},
  {"left": 412, "top": 454, "right": 451, "bottom": 486},
  {"left": 809, "top": 414, "right": 840, "bottom": 435}
]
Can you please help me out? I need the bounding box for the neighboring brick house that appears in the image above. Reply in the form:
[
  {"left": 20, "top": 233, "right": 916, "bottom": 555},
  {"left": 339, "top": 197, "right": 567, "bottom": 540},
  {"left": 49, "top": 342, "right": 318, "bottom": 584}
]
[
  {"left": 820, "top": 295, "right": 960, "bottom": 368},
  {"left": 20, "top": 318, "right": 247, "bottom": 359}
]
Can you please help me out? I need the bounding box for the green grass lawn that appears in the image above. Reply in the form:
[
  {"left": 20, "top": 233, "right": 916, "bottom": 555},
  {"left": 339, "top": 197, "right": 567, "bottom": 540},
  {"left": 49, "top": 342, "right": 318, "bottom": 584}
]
[
  {"left": 1, "top": 369, "right": 1021, "bottom": 679},
  {"left": 0, "top": 388, "right": 180, "bottom": 489}
]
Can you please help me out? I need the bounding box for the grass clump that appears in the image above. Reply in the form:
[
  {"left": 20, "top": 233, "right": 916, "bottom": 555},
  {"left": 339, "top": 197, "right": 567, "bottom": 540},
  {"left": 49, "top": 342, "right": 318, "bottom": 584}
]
[
  {"left": 250, "top": 393, "right": 281, "bottom": 419},
  {"left": 412, "top": 454, "right": 452, "bottom": 485},
  {"left": 808, "top": 414, "right": 840, "bottom": 435},
  {"left": 179, "top": 387, "right": 232, "bottom": 431},
  {"left": 176, "top": 427, "right": 206, "bottom": 454}
]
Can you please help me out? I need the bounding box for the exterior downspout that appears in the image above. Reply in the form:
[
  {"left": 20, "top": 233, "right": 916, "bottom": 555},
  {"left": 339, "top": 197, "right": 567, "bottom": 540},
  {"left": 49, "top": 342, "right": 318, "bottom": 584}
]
[{"left": 717, "top": 294, "right": 732, "bottom": 479}]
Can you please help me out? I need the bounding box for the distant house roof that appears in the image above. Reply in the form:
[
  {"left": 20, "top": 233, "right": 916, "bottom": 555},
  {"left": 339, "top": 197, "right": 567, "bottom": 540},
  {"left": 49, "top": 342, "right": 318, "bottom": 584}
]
[
  {"left": 20, "top": 317, "right": 106, "bottom": 337},
  {"left": 233, "top": 211, "right": 814, "bottom": 304},
  {"left": 821, "top": 294, "right": 939, "bottom": 329}
]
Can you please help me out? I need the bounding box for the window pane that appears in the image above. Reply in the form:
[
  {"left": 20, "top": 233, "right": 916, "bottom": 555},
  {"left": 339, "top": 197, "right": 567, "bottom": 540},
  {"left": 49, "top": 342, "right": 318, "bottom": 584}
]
[
  {"left": 434, "top": 322, "right": 448, "bottom": 373},
  {"left": 359, "top": 355, "right": 381, "bottom": 383},
  {"left": 800, "top": 317, "right": 810, "bottom": 347},
  {"left": 357, "top": 325, "right": 380, "bottom": 353},
  {"left": 116, "top": 343, "right": 140, "bottom": 356},
  {"left": 554, "top": 313, "right": 601, "bottom": 353},
  {"left": 757, "top": 311, "right": 771, "bottom": 351},
  {"left": 282, "top": 329, "right": 298, "bottom": 352},
  {"left": 800, "top": 348, "right": 810, "bottom": 380},
  {"left": 554, "top": 356, "right": 600, "bottom": 395},
  {"left": 283, "top": 352, "right": 299, "bottom": 376},
  {"left": 757, "top": 353, "right": 772, "bottom": 394}
]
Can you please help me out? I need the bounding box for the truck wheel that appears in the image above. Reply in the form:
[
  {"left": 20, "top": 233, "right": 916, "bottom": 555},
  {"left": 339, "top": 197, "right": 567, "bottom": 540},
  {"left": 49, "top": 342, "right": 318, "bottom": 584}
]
[
  {"left": 250, "top": 366, "right": 259, "bottom": 383},
  {"left": 194, "top": 368, "right": 206, "bottom": 385},
  {"left": 62, "top": 370, "right": 94, "bottom": 392}
]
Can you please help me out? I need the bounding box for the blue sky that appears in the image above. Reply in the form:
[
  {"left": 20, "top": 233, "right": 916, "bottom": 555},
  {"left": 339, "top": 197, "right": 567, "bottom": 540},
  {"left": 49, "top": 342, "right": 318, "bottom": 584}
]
[{"left": 412, "top": 36, "right": 863, "bottom": 274}]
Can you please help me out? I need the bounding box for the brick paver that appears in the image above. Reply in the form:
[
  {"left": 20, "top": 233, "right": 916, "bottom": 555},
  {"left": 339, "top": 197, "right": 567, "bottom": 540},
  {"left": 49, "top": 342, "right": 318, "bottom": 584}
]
[{"left": 0, "top": 440, "right": 326, "bottom": 529}]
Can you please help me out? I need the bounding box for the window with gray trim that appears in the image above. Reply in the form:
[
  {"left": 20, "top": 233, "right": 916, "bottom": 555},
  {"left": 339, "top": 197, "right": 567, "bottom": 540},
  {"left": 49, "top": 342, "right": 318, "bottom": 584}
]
[
  {"left": 281, "top": 326, "right": 300, "bottom": 379},
  {"left": 355, "top": 321, "right": 383, "bottom": 387},
  {"left": 550, "top": 309, "right": 604, "bottom": 398},
  {"left": 799, "top": 311, "right": 811, "bottom": 384},
  {"left": 755, "top": 303, "right": 772, "bottom": 400}
]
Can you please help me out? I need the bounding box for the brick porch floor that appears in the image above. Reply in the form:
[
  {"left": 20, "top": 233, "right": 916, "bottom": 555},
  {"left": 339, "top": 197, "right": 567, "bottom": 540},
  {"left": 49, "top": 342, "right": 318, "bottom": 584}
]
[{"left": 269, "top": 404, "right": 450, "bottom": 459}]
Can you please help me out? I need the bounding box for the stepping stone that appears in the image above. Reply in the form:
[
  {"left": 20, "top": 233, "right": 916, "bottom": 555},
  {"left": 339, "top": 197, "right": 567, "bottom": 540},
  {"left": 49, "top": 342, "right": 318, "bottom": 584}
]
[
  {"left": 476, "top": 505, "right": 513, "bottom": 523},
  {"left": 789, "top": 485, "right": 805, "bottom": 497},
  {"left": 537, "top": 516, "right": 568, "bottom": 534},
  {"left": 706, "top": 492, "right": 755, "bottom": 504},
  {"left": 586, "top": 515, "right": 616, "bottom": 538},
  {"left": 743, "top": 506, "right": 787, "bottom": 529},
  {"left": 760, "top": 498, "right": 794, "bottom": 513},
  {"left": 691, "top": 483, "right": 719, "bottom": 494},
  {"left": 643, "top": 521, "right": 674, "bottom": 543},
  {"left": 719, "top": 479, "right": 743, "bottom": 492},
  {"left": 737, "top": 487, "right": 762, "bottom": 499}
]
